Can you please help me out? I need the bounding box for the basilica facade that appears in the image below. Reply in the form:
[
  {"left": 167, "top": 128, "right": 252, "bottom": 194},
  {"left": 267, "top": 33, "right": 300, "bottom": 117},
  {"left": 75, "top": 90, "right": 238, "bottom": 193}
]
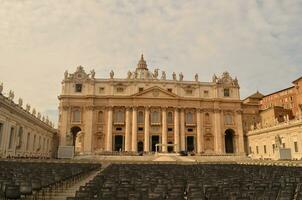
[{"left": 58, "top": 55, "right": 245, "bottom": 155}]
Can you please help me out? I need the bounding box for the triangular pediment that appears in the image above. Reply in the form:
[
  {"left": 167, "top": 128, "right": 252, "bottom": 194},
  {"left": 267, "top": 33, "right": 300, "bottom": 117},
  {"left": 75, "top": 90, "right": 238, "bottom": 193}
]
[{"left": 132, "top": 86, "right": 178, "bottom": 98}]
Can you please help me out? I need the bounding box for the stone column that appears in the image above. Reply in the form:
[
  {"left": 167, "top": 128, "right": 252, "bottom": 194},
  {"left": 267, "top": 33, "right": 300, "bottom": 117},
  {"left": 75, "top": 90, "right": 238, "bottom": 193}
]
[
  {"left": 125, "top": 107, "right": 131, "bottom": 151},
  {"left": 174, "top": 108, "right": 180, "bottom": 152},
  {"left": 106, "top": 107, "right": 113, "bottom": 151},
  {"left": 131, "top": 107, "right": 137, "bottom": 152},
  {"left": 59, "top": 106, "right": 70, "bottom": 146},
  {"left": 162, "top": 108, "right": 167, "bottom": 152},
  {"left": 144, "top": 107, "right": 150, "bottom": 152},
  {"left": 236, "top": 110, "right": 245, "bottom": 154},
  {"left": 180, "top": 108, "right": 186, "bottom": 151},
  {"left": 196, "top": 109, "right": 202, "bottom": 153},
  {"left": 84, "top": 106, "right": 94, "bottom": 154},
  {"left": 213, "top": 109, "right": 222, "bottom": 153}
]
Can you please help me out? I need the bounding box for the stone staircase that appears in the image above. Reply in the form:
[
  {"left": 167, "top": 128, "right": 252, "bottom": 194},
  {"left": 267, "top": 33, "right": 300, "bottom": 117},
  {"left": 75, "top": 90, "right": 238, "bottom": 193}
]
[{"left": 43, "top": 163, "right": 109, "bottom": 200}]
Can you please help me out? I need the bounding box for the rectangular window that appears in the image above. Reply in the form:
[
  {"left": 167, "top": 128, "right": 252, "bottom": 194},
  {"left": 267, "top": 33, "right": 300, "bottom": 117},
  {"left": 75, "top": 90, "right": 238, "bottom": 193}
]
[
  {"left": 272, "top": 144, "right": 275, "bottom": 153},
  {"left": 8, "top": 127, "right": 14, "bottom": 149},
  {"left": 187, "top": 128, "right": 193, "bottom": 132},
  {"left": 75, "top": 84, "right": 82, "bottom": 92},
  {"left": 186, "top": 90, "right": 193, "bottom": 95},
  {"left": 264, "top": 145, "right": 267, "bottom": 154},
  {"left": 204, "top": 90, "right": 209, "bottom": 97},
  {"left": 116, "top": 127, "right": 122, "bottom": 131},
  {"left": 138, "top": 127, "right": 144, "bottom": 131},
  {"left": 116, "top": 87, "right": 124, "bottom": 93},
  {"left": 256, "top": 146, "right": 259, "bottom": 154},
  {"left": 99, "top": 87, "right": 105, "bottom": 93},
  {"left": 139, "top": 87, "right": 144, "bottom": 92},
  {"left": 294, "top": 142, "right": 299, "bottom": 152},
  {"left": 168, "top": 128, "right": 173, "bottom": 132},
  {"left": 224, "top": 88, "right": 230, "bottom": 97},
  {"left": 72, "top": 110, "right": 81, "bottom": 122}
]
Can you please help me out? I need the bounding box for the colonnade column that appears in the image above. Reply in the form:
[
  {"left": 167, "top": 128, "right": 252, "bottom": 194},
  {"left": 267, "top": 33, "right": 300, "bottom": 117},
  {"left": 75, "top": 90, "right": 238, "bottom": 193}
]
[
  {"left": 125, "top": 107, "right": 131, "bottom": 151},
  {"left": 180, "top": 108, "right": 186, "bottom": 151},
  {"left": 236, "top": 110, "right": 245, "bottom": 154},
  {"left": 213, "top": 109, "right": 222, "bottom": 153},
  {"left": 162, "top": 108, "right": 167, "bottom": 152},
  {"left": 144, "top": 107, "right": 150, "bottom": 152},
  {"left": 106, "top": 107, "right": 113, "bottom": 151},
  {"left": 131, "top": 107, "right": 137, "bottom": 152},
  {"left": 196, "top": 109, "right": 202, "bottom": 153},
  {"left": 174, "top": 108, "right": 180, "bottom": 152}
]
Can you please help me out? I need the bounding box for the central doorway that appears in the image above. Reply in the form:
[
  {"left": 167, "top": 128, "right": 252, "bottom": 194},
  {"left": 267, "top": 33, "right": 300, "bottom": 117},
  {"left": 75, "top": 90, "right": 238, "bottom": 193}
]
[
  {"left": 114, "top": 135, "right": 123, "bottom": 151},
  {"left": 186, "top": 136, "right": 195, "bottom": 152},
  {"left": 225, "top": 129, "right": 235, "bottom": 153},
  {"left": 151, "top": 135, "right": 160, "bottom": 152},
  {"left": 137, "top": 141, "right": 144, "bottom": 152}
]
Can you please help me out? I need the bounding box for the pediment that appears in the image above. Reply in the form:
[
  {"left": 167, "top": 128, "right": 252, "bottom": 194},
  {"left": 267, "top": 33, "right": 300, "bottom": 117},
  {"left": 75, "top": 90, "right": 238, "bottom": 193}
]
[{"left": 132, "top": 86, "right": 178, "bottom": 98}]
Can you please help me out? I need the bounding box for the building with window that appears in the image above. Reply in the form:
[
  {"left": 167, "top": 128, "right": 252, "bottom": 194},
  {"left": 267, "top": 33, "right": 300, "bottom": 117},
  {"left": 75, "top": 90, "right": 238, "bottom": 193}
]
[
  {"left": 0, "top": 85, "right": 57, "bottom": 158},
  {"left": 58, "top": 55, "right": 245, "bottom": 155}
]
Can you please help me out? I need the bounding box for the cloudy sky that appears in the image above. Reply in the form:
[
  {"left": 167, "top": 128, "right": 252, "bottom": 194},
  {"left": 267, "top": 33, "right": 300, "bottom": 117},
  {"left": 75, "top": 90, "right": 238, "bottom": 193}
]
[{"left": 0, "top": 0, "right": 301, "bottom": 126}]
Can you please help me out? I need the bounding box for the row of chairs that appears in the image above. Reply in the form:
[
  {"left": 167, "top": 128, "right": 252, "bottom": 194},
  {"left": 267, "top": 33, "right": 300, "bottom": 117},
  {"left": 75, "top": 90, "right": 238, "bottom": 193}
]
[
  {"left": 0, "top": 160, "right": 101, "bottom": 199},
  {"left": 68, "top": 164, "right": 302, "bottom": 200}
]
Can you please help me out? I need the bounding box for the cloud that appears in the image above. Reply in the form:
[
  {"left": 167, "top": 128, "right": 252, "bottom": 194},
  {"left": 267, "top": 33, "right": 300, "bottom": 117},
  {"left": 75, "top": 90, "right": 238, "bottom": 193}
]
[{"left": 0, "top": 0, "right": 301, "bottom": 125}]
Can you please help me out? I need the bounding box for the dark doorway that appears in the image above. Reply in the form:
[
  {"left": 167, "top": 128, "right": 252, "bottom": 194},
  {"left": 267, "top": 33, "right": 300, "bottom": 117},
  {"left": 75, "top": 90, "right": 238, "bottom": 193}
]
[
  {"left": 70, "top": 126, "right": 81, "bottom": 146},
  {"left": 168, "top": 141, "right": 173, "bottom": 152},
  {"left": 138, "top": 141, "right": 144, "bottom": 152},
  {"left": 114, "top": 135, "right": 123, "bottom": 151},
  {"left": 151, "top": 135, "right": 160, "bottom": 152},
  {"left": 186, "top": 136, "right": 195, "bottom": 152},
  {"left": 225, "top": 129, "right": 235, "bottom": 153}
]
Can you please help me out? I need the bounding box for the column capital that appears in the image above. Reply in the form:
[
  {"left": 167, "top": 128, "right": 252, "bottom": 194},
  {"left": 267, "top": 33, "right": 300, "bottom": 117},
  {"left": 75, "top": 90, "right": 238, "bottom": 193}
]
[
  {"left": 144, "top": 105, "right": 151, "bottom": 110},
  {"left": 105, "top": 105, "right": 114, "bottom": 110},
  {"left": 125, "top": 107, "right": 132, "bottom": 111},
  {"left": 161, "top": 107, "right": 168, "bottom": 111},
  {"left": 132, "top": 106, "right": 138, "bottom": 111},
  {"left": 235, "top": 109, "right": 243, "bottom": 114},
  {"left": 213, "top": 108, "right": 221, "bottom": 113},
  {"left": 196, "top": 108, "right": 202, "bottom": 113}
]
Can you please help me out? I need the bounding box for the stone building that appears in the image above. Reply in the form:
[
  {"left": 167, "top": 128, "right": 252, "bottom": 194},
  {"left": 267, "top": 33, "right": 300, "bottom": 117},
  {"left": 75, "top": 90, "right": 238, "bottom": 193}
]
[
  {"left": 0, "top": 83, "right": 57, "bottom": 158},
  {"left": 58, "top": 55, "right": 245, "bottom": 155}
]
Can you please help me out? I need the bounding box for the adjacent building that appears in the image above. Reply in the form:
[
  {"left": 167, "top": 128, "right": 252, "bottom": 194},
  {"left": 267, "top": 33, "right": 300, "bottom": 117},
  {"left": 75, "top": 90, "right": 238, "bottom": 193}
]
[
  {"left": 58, "top": 55, "right": 246, "bottom": 155},
  {"left": 0, "top": 84, "right": 57, "bottom": 158}
]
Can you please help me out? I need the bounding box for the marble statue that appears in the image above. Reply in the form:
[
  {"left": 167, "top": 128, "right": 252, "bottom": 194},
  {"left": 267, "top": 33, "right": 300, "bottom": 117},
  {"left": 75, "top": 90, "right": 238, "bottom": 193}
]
[
  {"left": 172, "top": 72, "right": 177, "bottom": 81},
  {"left": 64, "top": 70, "right": 68, "bottom": 79},
  {"left": 161, "top": 71, "right": 166, "bottom": 80},
  {"left": 90, "top": 69, "right": 95, "bottom": 79},
  {"left": 8, "top": 90, "right": 14, "bottom": 101},
  {"left": 134, "top": 71, "right": 138, "bottom": 79},
  {"left": 127, "top": 71, "right": 132, "bottom": 79},
  {"left": 195, "top": 73, "right": 198, "bottom": 82},
  {"left": 153, "top": 69, "right": 159, "bottom": 79},
  {"left": 37, "top": 112, "right": 41, "bottom": 119},
  {"left": 26, "top": 104, "right": 30, "bottom": 112},
  {"left": 18, "top": 98, "right": 23, "bottom": 107},
  {"left": 179, "top": 72, "right": 184, "bottom": 81},
  {"left": 212, "top": 74, "right": 218, "bottom": 83},
  {"left": 32, "top": 108, "right": 36, "bottom": 116},
  {"left": 0, "top": 82, "right": 3, "bottom": 93},
  {"left": 42, "top": 116, "right": 45, "bottom": 122},
  {"left": 110, "top": 70, "right": 114, "bottom": 79}
]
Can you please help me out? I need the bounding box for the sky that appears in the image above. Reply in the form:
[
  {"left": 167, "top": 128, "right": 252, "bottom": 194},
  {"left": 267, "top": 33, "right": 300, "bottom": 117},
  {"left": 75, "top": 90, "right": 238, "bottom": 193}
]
[{"left": 0, "top": 0, "right": 301, "bottom": 126}]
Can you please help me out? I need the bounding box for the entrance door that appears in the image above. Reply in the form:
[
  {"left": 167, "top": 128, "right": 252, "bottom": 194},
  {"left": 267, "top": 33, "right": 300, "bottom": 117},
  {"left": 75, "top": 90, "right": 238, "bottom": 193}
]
[
  {"left": 114, "top": 135, "right": 123, "bottom": 151},
  {"left": 151, "top": 136, "right": 160, "bottom": 152},
  {"left": 168, "top": 142, "right": 173, "bottom": 152},
  {"left": 225, "top": 129, "right": 235, "bottom": 153},
  {"left": 186, "top": 136, "right": 195, "bottom": 152},
  {"left": 137, "top": 141, "right": 144, "bottom": 152}
]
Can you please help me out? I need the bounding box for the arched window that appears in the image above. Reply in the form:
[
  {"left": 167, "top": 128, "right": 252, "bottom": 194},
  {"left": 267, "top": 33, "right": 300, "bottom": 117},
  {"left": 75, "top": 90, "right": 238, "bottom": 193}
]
[
  {"left": 186, "top": 112, "right": 193, "bottom": 124},
  {"left": 98, "top": 111, "right": 103, "bottom": 123},
  {"left": 167, "top": 112, "right": 173, "bottom": 124},
  {"left": 205, "top": 113, "right": 210, "bottom": 124},
  {"left": 151, "top": 111, "right": 160, "bottom": 124},
  {"left": 224, "top": 114, "right": 233, "bottom": 125},
  {"left": 114, "top": 110, "right": 124, "bottom": 123},
  {"left": 72, "top": 110, "right": 81, "bottom": 122},
  {"left": 137, "top": 111, "right": 144, "bottom": 123}
]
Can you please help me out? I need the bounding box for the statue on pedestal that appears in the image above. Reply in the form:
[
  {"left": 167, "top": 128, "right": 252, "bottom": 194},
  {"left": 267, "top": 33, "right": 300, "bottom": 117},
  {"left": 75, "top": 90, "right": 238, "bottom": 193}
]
[
  {"left": 18, "top": 98, "right": 23, "bottom": 107},
  {"left": 172, "top": 72, "right": 177, "bottom": 81},
  {"left": 90, "top": 69, "right": 95, "bottom": 79},
  {"left": 64, "top": 70, "right": 68, "bottom": 79},
  {"left": 179, "top": 72, "right": 184, "bottom": 81},
  {"left": 0, "top": 83, "right": 3, "bottom": 94},
  {"left": 212, "top": 74, "right": 218, "bottom": 83},
  {"left": 195, "top": 73, "right": 199, "bottom": 82},
  {"left": 26, "top": 104, "right": 30, "bottom": 112},
  {"left": 153, "top": 69, "right": 159, "bottom": 79},
  {"left": 110, "top": 70, "right": 114, "bottom": 79},
  {"left": 127, "top": 71, "right": 132, "bottom": 79},
  {"left": 8, "top": 90, "right": 14, "bottom": 101},
  {"left": 161, "top": 71, "right": 166, "bottom": 80}
]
